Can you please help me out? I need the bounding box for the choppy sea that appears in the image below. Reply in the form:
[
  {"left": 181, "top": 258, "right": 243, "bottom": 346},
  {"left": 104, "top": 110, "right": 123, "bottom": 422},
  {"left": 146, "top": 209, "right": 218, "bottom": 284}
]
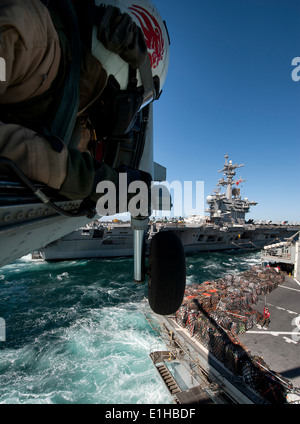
[{"left": 0, "top": 250, "right": 260, "bottom": 404}]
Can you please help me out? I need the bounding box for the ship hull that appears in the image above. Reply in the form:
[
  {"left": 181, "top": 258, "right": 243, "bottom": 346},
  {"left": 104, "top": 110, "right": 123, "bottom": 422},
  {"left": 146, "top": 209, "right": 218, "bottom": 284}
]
[
  {"left": 161, "top": 224, "right": 300, "bottom": 254},
  {"left": 33, "top": 223, "right": 300, "bottom": 261}
]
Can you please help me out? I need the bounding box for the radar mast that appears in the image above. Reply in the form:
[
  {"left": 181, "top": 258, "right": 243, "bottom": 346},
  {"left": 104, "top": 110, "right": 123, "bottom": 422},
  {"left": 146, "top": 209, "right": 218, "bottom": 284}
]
[{"left": 218, "top": 154, "right": 245, "bottom": 200}]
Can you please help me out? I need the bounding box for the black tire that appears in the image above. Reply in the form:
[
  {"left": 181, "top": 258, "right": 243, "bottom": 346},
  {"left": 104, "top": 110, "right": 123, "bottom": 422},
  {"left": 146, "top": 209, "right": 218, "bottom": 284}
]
[{"left": 148, "top": 231, "right": 186, "bottom": 315}]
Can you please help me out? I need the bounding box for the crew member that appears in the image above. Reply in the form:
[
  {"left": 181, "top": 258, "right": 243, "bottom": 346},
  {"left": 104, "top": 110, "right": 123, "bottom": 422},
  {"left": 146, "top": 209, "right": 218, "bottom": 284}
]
[
  {"left": 0, "top": 0, "right": 169, "bottom": 209},
  {"left": 262, "top": 306, "right": 270, "bottom": 328}
]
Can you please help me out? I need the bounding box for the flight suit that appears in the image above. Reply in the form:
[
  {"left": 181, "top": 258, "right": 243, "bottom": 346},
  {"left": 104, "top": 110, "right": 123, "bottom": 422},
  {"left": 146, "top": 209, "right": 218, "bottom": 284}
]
[{"left": 0, "top": 0, "right": 147, "bottom": 202}]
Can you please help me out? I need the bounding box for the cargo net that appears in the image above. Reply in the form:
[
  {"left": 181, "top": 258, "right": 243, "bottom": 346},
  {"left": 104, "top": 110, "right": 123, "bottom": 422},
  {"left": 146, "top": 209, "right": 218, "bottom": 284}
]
[{"left": 175, "top": 265, "right": 298, "bottom": 404}]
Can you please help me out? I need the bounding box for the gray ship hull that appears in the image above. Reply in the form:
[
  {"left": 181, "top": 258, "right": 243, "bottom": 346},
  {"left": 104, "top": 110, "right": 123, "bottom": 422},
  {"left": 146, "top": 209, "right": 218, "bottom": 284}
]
[
  {"left": 158, "top": 223, "right": 300, "bottom": 254},
  {"left": 33, "top": 223, "right": 134, "bottom": 260},
  {"left": 33, "top": 221, "right": 300, "bottom": 261}
]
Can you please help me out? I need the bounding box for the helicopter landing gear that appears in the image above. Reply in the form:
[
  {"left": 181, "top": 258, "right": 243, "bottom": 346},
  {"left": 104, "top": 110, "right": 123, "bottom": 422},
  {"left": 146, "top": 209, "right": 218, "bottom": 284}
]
[
  {"left": 148, "top": 230, "right": 186, "bottom": 316},
  {"left": 132, "top": 218, "right": 186, "bottom": 316}
]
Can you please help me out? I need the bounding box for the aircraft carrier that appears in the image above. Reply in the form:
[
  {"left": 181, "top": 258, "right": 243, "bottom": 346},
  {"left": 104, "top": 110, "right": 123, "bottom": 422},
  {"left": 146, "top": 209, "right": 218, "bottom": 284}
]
[{"left": 33, "top": 155, "right": 300, "bottom": 261}]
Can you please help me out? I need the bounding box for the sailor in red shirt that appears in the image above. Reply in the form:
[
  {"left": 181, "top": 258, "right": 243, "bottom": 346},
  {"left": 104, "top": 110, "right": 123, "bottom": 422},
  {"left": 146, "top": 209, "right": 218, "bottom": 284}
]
[{"left": 262, "top": 306, "right": 271, "bottom": 328}]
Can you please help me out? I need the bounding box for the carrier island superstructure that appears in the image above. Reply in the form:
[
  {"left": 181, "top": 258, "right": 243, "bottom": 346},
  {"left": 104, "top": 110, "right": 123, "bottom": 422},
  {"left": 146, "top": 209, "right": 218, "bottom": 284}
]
[
  {"left": 33, "top": 155, "right": 300, "bottom": 261},
  {"left": 154, "top": 154, "right": 299, "bottom": 254}
]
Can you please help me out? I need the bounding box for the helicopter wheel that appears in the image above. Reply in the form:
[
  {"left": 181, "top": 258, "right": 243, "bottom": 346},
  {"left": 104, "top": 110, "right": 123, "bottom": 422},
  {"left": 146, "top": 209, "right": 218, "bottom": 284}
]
[{"left": 148, "top": 231, "right": 186, "bottom": 315}]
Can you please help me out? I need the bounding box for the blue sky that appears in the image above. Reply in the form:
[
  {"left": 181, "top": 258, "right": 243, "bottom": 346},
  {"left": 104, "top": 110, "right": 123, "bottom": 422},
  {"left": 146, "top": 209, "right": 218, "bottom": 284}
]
[{"left": 151, "top": 0, "right": 300, "bottom": 222}]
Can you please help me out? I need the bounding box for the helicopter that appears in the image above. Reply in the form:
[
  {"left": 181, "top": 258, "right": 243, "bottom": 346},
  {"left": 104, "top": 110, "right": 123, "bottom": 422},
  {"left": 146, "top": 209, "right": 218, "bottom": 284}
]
[{"left": 0, "top": 0, "right": 186, "bottom": 316}]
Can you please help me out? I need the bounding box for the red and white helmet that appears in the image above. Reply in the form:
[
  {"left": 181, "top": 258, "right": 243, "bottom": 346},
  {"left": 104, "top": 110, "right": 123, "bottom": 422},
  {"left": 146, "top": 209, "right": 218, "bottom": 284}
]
[{"left": 92, "top": 0, "right": 170, "bottom": 109}]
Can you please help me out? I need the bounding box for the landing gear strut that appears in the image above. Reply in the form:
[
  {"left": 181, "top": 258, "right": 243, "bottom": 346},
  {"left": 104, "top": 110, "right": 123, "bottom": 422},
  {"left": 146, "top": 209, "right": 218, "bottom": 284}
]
[{"left": 132, "top": 217, "right": 147, "bottom": 284}]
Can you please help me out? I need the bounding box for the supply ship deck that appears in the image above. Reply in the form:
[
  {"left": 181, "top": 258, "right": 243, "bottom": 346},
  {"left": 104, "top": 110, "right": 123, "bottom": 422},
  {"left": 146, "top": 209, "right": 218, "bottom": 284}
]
[
  {"left": 142, "top": 268, "right": 300, "bottom": 404},
  {"left": 239, "top": 275, "right": 300, "bottom": 389}
]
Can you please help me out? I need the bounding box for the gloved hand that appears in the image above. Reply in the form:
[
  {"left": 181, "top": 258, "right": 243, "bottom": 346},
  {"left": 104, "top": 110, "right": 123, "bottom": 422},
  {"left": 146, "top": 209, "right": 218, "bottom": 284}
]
[{"left": 96, "top": 5, "right": 148, "bottom": 69}]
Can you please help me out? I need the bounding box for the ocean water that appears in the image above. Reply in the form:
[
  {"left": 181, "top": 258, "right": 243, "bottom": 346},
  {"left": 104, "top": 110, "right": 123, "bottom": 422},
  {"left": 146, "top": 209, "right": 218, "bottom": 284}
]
[{"left": 0, "top": 250, "right": 260, "bottom": 404}]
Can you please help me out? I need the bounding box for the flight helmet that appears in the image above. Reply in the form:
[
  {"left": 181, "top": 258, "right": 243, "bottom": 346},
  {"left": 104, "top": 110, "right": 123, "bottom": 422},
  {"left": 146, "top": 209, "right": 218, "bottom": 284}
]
[{"left": 92, "top": 0, "right": 170, "bottom": 111}]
